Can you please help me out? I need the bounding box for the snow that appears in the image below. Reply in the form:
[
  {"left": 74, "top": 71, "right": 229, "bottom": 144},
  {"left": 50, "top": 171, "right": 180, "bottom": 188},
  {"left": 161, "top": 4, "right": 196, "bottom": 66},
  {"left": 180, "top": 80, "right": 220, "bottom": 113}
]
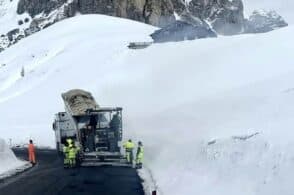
[
  {"left": 0, "top": 138, "right": 27, "bottom": 176},
  {"left": 0, "top": 0, "right": 30, "bottom": 35},
  {"left": 0, "top": 14, "right": 294, "bottom": 194},
  {"left": 0, "top": 14, "right": 155, "bottom": 146}
]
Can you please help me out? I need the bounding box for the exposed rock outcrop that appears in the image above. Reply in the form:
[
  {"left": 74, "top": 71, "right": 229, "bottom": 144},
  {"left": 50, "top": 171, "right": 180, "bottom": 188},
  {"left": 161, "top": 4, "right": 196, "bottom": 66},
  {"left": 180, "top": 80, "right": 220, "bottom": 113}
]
[
  {"left": 17, "top": 0, "right": 67, "bottom": 17},
  {"left": 245, "top": 10, "right": 288, "bottom": 33},
  {"left": 144, "top": 0, "right": 175, "bottom": 27},
  {"left": 77, "top": 0, "right": 115, "bottom": 15},
  {"left": 115, "top": 0, "right": 146, "bottom": 22},
  {"left": 7, "top": 29, "right": 20, "bottom": 42},
  {"left": 170, "top": 0, "right": 186, "bottom": 14},
  {"left": 0, "top": 0, "right": 289, "bottom": 52},
  {"left": 17, "top": 0, "right": 176, "bottom": 27},
  {"left": 185, "top": 0, "right": 245, "bottom": 35},
  {"left": 151, "top": 19, "right": 217, "bottom": 43}
]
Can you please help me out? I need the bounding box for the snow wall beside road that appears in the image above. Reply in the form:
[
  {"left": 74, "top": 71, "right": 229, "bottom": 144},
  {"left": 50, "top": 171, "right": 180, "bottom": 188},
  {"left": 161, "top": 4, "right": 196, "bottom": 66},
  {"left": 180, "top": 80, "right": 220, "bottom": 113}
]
[{"left": 0, "top": 138, "right": 26, "bottom": 175}]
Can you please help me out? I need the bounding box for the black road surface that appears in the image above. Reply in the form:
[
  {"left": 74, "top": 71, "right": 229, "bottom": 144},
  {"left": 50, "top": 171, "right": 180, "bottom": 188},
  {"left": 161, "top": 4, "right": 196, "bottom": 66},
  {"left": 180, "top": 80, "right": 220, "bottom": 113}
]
[{"left": 0, "top": 149, "right": 145, "bottom": 195}]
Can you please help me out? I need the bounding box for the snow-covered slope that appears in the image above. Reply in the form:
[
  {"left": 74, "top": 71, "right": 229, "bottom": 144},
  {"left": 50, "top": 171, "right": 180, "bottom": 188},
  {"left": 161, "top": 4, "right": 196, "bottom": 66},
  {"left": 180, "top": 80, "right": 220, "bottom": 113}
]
[
  {"left": 0, "top": 15, "right": 155, "bottom": 145},
  {"left": 0, "top": 15, "right": 294, "bottom": 194},
  {"left": 0, "top": 138, "right": 27, "bottom": 176}
]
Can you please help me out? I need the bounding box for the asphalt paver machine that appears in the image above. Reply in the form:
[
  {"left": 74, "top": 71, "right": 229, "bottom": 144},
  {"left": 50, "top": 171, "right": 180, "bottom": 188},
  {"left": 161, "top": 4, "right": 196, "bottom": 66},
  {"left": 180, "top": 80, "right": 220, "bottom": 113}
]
[{"left": 53, "top": 89, "right": 128, "bottom": 166}]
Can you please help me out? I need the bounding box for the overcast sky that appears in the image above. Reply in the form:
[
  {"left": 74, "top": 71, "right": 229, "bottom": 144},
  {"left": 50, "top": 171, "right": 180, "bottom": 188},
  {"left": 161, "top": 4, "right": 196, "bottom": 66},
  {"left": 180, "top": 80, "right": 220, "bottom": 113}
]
[{"left": 243, "top": 0, "right": 294, "bottom": 24}]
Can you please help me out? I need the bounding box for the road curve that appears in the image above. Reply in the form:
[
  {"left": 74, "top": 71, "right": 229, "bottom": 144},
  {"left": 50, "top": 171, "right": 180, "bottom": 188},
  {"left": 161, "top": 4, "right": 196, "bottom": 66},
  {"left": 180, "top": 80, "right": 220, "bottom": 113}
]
[{"left": 0, "top": 149, "right": 144, "bottom": 195}]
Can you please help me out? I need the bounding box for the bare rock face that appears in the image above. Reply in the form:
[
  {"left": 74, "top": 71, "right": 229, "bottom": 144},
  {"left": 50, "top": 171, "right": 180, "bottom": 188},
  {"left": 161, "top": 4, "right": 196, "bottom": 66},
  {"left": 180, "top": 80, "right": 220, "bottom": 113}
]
[
  {"left": 151, "top": 20, "right": 217, "bottom": 43},
  {"left": 17, "top": 0, "right": 176, "bottom": 27},
  {"left": 186, "top": 0, "right": 245, "bottom": 35},
  {"left": 16, "top": 0, "right": 246, "bottom": 34},
  {"left": 245, "top": 10, "right": 288, "bottom": 33},
  {"left": 151, "top": 10, "right": 217, "bottom": 43},
  {"left": 115, "top": 0, "right": 146, "bottom": 22},
  {"left": 170, "top": 0, "right": 186, "bottom": 14},
  {"left": 77, "top": 0, "right": 115, "bottom": 15},
  {"left": 76, "top": 0, "right": 176, "bottom": 27},
  {"left": 144, "top": 0, "right": 175, "bottom": 27},
  {"left": 0, "top": 0, "right": 288, "bottom": 53},
  {"left": 17, "top": 0, "right": 67, "bottom": 17}
]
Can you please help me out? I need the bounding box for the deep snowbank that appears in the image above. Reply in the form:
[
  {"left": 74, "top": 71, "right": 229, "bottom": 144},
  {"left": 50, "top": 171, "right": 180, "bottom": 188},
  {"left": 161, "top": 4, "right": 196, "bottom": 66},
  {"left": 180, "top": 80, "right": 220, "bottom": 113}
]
[
  {"left": 0, "top": 15, "right": 294, "bottom": 194},
  {"left": 0, "top": 138, "right": 27, "bottom": 176}
]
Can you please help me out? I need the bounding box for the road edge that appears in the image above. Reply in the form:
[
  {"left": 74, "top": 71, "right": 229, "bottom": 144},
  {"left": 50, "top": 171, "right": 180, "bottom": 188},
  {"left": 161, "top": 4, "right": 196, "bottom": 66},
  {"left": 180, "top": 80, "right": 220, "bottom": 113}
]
[
  {"left": 0, "top": 161, "right": 32, "bottom": 182},
  {"left": 137, "top": 167, "right": 161, "bottom": 195}
]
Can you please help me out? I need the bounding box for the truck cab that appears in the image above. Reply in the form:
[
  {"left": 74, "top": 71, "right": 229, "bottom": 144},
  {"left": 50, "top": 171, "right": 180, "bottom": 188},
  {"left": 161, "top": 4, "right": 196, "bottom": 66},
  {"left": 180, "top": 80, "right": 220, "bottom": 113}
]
[{"left": 53, "top": 112, "right": 76, "bottom": 152}]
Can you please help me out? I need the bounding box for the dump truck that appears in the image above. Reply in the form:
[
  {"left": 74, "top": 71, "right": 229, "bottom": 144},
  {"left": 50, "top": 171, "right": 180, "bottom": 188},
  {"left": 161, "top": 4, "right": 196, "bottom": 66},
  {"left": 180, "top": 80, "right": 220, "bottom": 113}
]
[{"left": 53, "top": 89, "right": 127, "bottom": 166}]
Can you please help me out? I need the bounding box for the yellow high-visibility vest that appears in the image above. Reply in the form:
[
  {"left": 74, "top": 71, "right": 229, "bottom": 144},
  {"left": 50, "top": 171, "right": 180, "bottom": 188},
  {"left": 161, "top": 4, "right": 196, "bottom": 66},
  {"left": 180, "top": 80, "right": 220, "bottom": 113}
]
[
  {"left": 123, "top": 141, "right": 135, "bottom": 150},
  {"left": 63, "top": 146, "right": 69, "bottom": 153},
  {"left": 68, "top": 147, "right": 76, "bottom": 159},
  {"left": 137, "top": 146, "right": 144, "bottom": 159}
]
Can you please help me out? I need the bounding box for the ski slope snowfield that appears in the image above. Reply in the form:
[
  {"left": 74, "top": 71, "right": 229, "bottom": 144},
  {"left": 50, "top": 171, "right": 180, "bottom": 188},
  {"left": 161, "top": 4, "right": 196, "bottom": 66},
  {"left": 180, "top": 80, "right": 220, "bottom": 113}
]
[{"left": 0, "top": 9, "right": 293, "bottom": 195}]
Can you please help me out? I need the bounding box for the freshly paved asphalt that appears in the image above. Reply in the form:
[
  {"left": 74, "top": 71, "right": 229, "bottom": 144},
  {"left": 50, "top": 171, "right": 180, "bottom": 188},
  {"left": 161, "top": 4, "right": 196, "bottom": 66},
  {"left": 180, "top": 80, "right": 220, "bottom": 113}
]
[{"left": 0, "top": 149, "right": 144, "bottom": 195}]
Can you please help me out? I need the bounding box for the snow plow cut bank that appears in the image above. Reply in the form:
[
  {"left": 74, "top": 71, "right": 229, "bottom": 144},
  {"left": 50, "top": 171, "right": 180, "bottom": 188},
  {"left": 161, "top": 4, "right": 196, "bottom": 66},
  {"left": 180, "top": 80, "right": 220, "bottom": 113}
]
[{"left": 52, "top": 89, "right": 127, "bottom": 167}]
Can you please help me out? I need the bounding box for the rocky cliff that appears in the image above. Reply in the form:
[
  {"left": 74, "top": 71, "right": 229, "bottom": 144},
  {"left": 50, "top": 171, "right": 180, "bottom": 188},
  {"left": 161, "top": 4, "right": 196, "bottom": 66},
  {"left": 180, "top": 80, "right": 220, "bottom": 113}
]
[
  {"left": 0, "top": 0, "right": 288, "bottom": 52},
  {"left": 16, "top": 0, "right": 246, "bottom": 34},
  {"left": 16, "top": 0, "right": 176, "bottom": 27},
  {"left": 187, "top": 0, "right": 245, "bottom": 35}
]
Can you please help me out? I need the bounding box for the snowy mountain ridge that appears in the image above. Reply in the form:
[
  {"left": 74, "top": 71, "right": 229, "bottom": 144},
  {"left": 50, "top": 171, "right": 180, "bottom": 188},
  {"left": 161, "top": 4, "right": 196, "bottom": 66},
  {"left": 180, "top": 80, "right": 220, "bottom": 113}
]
[{"left": 0, "top": 0, "right": 289, "bottom": 52}]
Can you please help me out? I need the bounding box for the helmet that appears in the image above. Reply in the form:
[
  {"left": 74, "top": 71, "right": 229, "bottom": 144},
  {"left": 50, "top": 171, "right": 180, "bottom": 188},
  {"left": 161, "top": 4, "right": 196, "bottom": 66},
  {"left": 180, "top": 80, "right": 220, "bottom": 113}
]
[
  {"left": 138, "top": 141, "right": 142, "bottom": 145},
  {"left": 128, "top": 139, "right": 132, "bottom": 142},
  {"left": 66, "top": 138, "right": 73, "bottom": 144}
]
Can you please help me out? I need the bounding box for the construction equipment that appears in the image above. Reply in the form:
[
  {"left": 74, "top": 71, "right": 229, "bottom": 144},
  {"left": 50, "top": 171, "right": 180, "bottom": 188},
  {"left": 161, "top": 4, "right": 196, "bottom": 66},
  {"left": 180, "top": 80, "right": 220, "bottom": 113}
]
[{"left": 53, "top": 89, "right": 128, "bottom": 166}]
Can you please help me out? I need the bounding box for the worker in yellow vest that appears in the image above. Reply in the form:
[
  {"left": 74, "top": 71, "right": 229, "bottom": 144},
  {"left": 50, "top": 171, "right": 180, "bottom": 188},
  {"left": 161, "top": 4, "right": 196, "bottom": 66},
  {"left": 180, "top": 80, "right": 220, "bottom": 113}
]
[
  {"left": 68, "top": 144, "right": 77, "bottom": 168},
  {"left": 136, "top": 141, "right": 144, "bottom": 169},
  {"left": 63, "top": 138, "right": 73, "bottom": 168},
  {"left": 123, "top": 139, "right": 135, "bottom": 164}
]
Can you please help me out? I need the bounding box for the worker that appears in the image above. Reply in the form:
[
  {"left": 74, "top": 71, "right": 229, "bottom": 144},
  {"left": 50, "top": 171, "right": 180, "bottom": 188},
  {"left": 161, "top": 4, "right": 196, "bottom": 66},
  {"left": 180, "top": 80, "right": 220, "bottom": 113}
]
[
  {"left": 68, "top": 144, "right": 77, "bottom": 168},
  {"left": 63, "top": 138, "right": 73, "bottom": 168},
  {"left": 28, "top": 139, "right": 36, "bottom": 165},
  {"left": 110, "top": 113, "right": 120, "bottom": 131},
  {"left": 135, "top": 141, "right": 144, "bottom": 169},
  {"left": 66, "top": 138, "right": 73, "bottom": 146},
  {"left": 123, "top": 139, "right": 135, "bottom": 164},
  {"left": 63, "top": 142, "right": 69, "bottom": 168}
]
